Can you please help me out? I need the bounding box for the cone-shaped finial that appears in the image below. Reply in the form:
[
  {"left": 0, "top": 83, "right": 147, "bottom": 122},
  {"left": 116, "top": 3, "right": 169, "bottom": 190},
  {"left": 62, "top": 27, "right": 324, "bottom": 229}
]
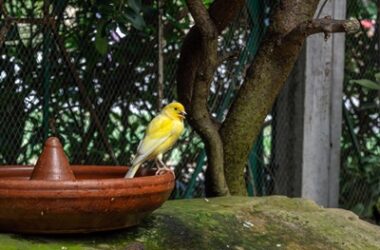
[{"left": 30, "top": 137, "right": 76, "bottom": 181}]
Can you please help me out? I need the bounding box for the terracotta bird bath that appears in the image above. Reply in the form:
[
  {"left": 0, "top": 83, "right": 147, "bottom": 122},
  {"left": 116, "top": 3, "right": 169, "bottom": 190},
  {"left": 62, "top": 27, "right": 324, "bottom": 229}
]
[{"left": 0, "top": 137, "right": 175, "bottom": 234}]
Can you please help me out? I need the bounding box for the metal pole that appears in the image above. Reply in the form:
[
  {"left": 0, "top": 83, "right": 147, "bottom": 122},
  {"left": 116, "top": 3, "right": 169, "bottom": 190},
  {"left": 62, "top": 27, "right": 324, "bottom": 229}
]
[
  {"left": 157, "top": 0, "right": 164, "bottom": 110},
  {"left": 42, "top": 0, "right": 51, "bottom": 140}
]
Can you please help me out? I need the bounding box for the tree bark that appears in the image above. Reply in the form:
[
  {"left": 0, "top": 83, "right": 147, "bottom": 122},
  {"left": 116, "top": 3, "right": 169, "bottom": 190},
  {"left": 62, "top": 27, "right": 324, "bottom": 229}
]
[
  {"left": 177, "top": 0, "right": 244, "bottom": 196},
  {"left": 177, "top": 0, "right": 245, "bottom": 109},
  {"left": 177, "top": 0, "right": 359, "bottom": 196},
  {"left": 220, "top": 1, "right": 359, "bottom": 195}
]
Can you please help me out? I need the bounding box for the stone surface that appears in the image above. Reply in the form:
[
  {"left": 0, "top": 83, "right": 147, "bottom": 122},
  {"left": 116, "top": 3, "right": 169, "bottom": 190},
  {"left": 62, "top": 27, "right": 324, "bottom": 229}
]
[{"left": 0, "top": 196, "right": 379, "bottom": 250}]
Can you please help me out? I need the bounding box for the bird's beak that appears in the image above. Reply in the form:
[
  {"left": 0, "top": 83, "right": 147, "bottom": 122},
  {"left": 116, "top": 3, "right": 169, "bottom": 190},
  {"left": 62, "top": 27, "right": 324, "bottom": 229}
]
[{"left": 179, "top": 111, "right": 187, "bottom": 119}]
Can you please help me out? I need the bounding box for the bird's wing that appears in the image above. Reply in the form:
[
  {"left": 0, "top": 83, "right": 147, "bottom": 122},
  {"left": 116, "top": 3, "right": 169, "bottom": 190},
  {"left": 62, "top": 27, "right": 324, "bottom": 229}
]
[{"left": 132, "top": 115, "right": 174, "bottom": 165}]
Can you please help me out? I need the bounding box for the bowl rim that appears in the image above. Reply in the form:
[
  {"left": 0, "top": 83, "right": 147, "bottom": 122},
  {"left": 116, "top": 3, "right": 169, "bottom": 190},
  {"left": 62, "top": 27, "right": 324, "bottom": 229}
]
[{"left": 0, "top": 165, "right": 175, "bottom": 191}]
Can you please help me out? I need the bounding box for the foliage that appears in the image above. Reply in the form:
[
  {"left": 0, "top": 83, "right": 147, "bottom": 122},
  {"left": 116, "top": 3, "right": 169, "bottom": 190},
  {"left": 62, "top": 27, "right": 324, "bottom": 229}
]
[
  {"left": 0, "top": 0, "right": 258, "bottom": 198},
  {"left": 1, "top": 0, "right": 378, "bottom": 211},
  {"left": 351, "top": 77, "right": 380, "bottom": 90},
  {"left": 0, "top": 0, "right": 201, "bottom": 178},
  {"left": 341, "top": 0, "right": 380, "bottom": 221}
]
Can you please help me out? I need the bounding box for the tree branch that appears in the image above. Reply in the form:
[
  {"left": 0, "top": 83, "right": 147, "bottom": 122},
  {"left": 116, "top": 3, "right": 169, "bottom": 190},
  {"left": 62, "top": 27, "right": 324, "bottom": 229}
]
[
  {"left": 177, "top": 0, "right": 245, "bottom": 111},
  {"left": 0, "top": 1, "right": 10, "bottom": 47},
  {"left": 186, "top": 0, "right": 217, "bottom": 38},
  {"left": 6, "top": 17, "right": 53, "bottom": 25},
  {"left": 186, "top": 17, "right": 228, "bottom": 197},
  {"left": 0, "top": 0, "right": 56, "bottom": 49},
  {"left": 221, "top": 1, "right": 361, "bottom": 195},
  {"left": 0, "top": 0, "right": 8, "bottom": 17},
  {"left": 287, "top": 17, "right": 360, "bottom": 41},
  {"left": 176, "top": 0, "right": 245, "bottom": 196},
  {"left": 0, "top": 19, "right": 11, "bottom": 48}
]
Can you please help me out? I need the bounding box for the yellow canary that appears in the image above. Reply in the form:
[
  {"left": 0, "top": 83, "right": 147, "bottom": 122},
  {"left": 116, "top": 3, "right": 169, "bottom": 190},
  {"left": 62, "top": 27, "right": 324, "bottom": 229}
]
[{"left": 125, "top": 102, "right": 186, "bottom": 178}]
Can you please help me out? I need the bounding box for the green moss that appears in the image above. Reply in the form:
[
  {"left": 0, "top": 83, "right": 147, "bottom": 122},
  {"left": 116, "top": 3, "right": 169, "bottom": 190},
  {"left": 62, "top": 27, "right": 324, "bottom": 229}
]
[
  {"left": 0, "top": 234, "right": 85, "bottom": 250},
  {"left": 0, "top": 196, "right": 379, "bottom": 250}
]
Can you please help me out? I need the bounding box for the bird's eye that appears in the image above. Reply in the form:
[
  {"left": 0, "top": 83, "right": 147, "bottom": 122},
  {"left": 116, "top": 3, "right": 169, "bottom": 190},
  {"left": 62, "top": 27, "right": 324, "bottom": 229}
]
[{"left": 174, "top": 107, "right": 178, "bottom": 110}]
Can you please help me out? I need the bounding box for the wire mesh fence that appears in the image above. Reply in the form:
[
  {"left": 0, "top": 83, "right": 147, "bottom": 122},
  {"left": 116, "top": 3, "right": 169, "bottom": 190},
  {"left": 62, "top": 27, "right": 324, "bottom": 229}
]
[
  {"left": 0, "top": 0, "right": 379, "bottom": 223},
  {"left": 340, "top": 0, "right": 380, "bottom": 221},
  {"left": 0, "top": 0, "right": 272, "bottom": 199}
]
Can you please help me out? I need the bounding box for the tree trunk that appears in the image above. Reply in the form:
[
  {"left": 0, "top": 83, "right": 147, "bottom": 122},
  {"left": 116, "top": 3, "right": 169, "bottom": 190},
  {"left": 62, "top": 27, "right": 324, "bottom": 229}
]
[
  {"left": 177, "top": 0, "right": 245, "bottom": 196},
  {"left": 220, "top": 1, "right": 321, "bottom": 195},
  {"left": 178, "top": 0, "right": 359, "bottom": 196}
]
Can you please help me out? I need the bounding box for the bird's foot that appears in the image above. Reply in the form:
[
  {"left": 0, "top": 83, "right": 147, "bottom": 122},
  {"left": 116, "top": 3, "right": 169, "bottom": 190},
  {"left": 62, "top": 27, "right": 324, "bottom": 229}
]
[
  {"left": 155, "top": 166, "right": 175, "bottom": 178},
  {"left": 155, "top": 158, "right": 175, "bottom": 178}
]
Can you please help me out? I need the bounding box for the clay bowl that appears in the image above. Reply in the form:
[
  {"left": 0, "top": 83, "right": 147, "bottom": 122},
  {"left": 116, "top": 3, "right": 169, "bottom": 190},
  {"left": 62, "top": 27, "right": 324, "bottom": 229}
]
[{"left": 0, "top": 166, "right": 174, "bottom": 234}]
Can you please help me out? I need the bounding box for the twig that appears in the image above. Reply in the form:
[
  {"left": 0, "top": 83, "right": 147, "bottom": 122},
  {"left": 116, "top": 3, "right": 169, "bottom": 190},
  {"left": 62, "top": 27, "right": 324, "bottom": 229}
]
[
  {"left": 0, "top": 0, "right": 8, "bottom": 17},
  {"left": 9, "top": 17, "right": 53, "bottom": 24},
  {"left": 287, "top": 17, "right": 360, "bottom": 41},
  {"left": 0, "top": 19, "right": 11, "bottom": 47},
  {"left": 0, "top": 0, "right": 9, "bottom": 46},
  {"left": 0, "top": 6, "right": 55, "bottom": 47}
]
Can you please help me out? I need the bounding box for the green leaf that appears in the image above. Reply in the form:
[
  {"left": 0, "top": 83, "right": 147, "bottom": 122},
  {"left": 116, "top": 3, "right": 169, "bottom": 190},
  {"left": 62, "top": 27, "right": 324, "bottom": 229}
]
[
  {"left": 128, "top": 0, "right": 142, "bottom": 13},
  {"left": 374, "top": 72, "right": 380, "bottom": 82},
  {"left": 365, "top": 2, "right": 378, "bottom": 18},
  {"left": 352, "top": 203, "right": 365, "bottom": 215},
  {"left": 203, "top": 0, "right": 213, "bottom": 7},
  {"left": 124, "top": 7, "right": 146, "bottom": 30},
  {"left": 95, "top": 34, "right": 108, "bottom": 55},
  {"left": 351, "top": 79, "right": 380, "bottom": 90}
]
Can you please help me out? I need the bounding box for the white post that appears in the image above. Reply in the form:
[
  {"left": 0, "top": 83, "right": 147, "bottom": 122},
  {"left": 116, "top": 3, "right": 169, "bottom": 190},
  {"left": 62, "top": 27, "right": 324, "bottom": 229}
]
[{"left": 301, "top": 0, "right": 346, "bottom": 207}]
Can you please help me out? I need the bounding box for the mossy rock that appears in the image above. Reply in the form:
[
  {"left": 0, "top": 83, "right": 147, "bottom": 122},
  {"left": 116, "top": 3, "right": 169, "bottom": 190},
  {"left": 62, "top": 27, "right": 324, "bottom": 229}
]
[{"left": 1, "top": 196, "right": 379, "bottom": 250}]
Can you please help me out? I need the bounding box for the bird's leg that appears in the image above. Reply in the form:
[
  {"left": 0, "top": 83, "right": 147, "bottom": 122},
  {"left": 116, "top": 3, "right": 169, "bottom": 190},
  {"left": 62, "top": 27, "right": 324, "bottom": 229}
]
[
  {"left": 155, "top": 154, "right": 175, "bottom": 178},
  {"left": 154, "top": 158, "right": 162, "bottom": 168}
]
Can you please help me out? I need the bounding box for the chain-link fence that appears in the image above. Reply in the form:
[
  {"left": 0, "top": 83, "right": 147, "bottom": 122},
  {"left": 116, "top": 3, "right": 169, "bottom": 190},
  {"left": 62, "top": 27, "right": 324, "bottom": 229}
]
[
  {"left": 0, "top": 0, "right": 379, "bottom": 223},
  {"left": 340, "top": 0, "right": 380, "bottom": 222},
  {"left": 0, "top": 0, "right": 273, "bottom": 199}
]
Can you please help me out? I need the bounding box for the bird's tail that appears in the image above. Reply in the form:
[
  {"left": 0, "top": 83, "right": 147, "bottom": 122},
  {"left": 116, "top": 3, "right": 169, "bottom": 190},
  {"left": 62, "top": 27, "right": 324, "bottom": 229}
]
[{"left": 125, "top": 163, "right": 141, "bottom": 178}]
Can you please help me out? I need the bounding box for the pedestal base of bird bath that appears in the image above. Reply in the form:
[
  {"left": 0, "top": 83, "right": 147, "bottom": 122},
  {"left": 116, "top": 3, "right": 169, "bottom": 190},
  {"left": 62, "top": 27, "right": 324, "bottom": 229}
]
[{"left": 0, "top": 137, "right": 175, "bottom": 234}]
